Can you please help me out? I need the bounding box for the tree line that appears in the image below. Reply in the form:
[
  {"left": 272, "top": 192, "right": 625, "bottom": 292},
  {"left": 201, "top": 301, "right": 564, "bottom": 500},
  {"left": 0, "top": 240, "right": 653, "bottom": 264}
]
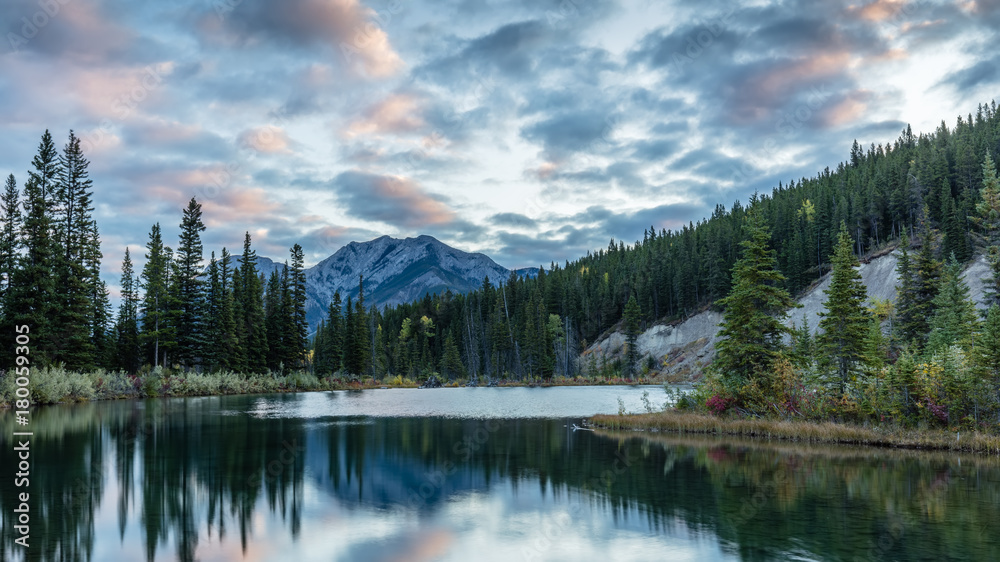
[
  {"left": 0, "top": 130, "right": 311, "bottom": 374},
  {"left": 332, "top": 101, "right": 1000, "bottom": 385},
  {"left": 3, "top": 100, "right": 999, "bottom": 388}
]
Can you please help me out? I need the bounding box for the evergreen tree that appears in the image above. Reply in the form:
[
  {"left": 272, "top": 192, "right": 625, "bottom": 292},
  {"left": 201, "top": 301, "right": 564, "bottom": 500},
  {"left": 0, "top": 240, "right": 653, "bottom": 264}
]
[
  {"left": 346, "top": 276, "right": 371, "bottom": 375},
  {"left": 622, "top": 294, "right": 641, "bottom": 378},
  {"left": 817, "top": 222, "right": 872, "bottom": 393},
  {"left": 139, "top": 224, "right": 174, "bottom": 368},
  {"left": 115, "top": 248, "right": 141, "bottom": 373},
  {"left": 976, "top": 153, "right": 1000, "bottom": 306},
  {"left": 171, "top": 198, "right": 207, "bottom": 368},
  {"left": 927, "top": 254, "right": 979, "bottom": 353},
  {"left": 203, "top": 252, "right": 222, "bottom": 371},
  {"left": 713, "top": 195, "right": 800, "bottom": 398},
  {"left": 7, "top": 132, "right": 61, "bottom": 364},
  {"left": 0, "top": 174, "right": 20, "bottom": 296},
  {"left": 50, "top": 130, "right": 99, "bottom": 369},
  {"left": 440, "top": 331, "right": 465, "bottom": 380},
  {"left": 264, "top": 268, "right": 284, "bottom": 371},
  {"left": 973, "top": 304, "right": 1000, "bottom": 397},
  {"left": 289, "top": 244, "right": 308, "bottom": 368},
  {"left": 908, "top": 213, "right": 943, "bottom": 348},
  {"left": 238, "top": 232, "right": 267, "bottom": 373},
  {"left": 320, "top": 292, "right": 344, "bottom": 374},
  {"left": 218, "top": 248, "right": 238, "bottom": 370}
]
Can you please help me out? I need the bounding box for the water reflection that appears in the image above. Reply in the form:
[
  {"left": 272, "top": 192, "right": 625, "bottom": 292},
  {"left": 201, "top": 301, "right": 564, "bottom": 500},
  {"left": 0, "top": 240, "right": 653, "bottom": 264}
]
[{"left": 0, "top": 392, "right": 998, "bottom": 561}]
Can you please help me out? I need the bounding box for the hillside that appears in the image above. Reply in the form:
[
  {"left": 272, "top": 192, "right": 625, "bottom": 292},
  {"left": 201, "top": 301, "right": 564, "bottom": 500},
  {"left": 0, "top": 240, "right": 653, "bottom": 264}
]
[{"left": 586, "top": 250, "right": 994, "bottom": 381}]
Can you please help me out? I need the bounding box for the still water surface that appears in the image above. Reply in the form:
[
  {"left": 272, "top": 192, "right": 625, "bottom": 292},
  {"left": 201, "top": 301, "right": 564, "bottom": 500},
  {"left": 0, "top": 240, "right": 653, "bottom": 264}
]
[{"left": 1, "top": 386, "right": 998, "bottom": 561}]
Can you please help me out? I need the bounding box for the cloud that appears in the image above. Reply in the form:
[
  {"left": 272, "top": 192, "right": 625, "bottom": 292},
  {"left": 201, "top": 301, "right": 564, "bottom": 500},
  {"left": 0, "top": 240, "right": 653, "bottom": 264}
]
[
  {"left": 490, "top": 212, "right": 537, "bottom": 228},
  {"left": 238, "top": 126, "right": 294, "bottom": 154},
  {"left": 345, "top": 93, "right": 426, "bottom": 137},
  {"left": 203, "top": 0, "right": 403, "bottom": 77},
  {"left": 333, "top": 170, "right": 456, "bottom": 228},
  {"left": 937, "top": 56, "right": 1000, "bottom": 91}
]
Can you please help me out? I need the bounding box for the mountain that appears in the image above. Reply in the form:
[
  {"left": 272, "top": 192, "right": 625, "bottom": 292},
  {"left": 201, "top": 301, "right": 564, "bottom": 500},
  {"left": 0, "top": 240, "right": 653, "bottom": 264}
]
[{"left": 299, "top": 235, "right": 514, "bottom": 329}]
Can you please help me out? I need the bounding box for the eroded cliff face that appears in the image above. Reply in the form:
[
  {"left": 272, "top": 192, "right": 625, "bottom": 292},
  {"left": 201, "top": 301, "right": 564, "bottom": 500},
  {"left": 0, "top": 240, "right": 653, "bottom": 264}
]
[{"left": 584, "top": 251, "right": 993, "bottom": 381}]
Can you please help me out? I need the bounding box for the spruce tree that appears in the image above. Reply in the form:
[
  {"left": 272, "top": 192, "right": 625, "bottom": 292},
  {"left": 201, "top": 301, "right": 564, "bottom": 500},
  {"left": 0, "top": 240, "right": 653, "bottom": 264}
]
[
  {"left": 0, "top": 174, "right": 21, "bottom": 296},
  {"left": 973, "top": 304, "right": 1000, "bottom": 396},
  {"left": 218, "top": 248, "right": 238, "bottom": 370},
  {"left": 909, "top": 213, "right": 943, "bottom": 348},
  {"left": 8, "top": 132, "right": 61, "bottom": 364},
  {"left": 139, "top": 224, "right": 174, "bottom": 368},
  {"left": 204, "top": 252, "right": 222, "bottom": 371},
  {"left": 238, "top": 233, "right": 267, "bottom": 373},
  {"left": 322, "top": 291, "right": 344, "bottom": 373},
  {"left": 440, "top": 331, "right": 465, "bottom": 380},
  {"left": 289, "top": 244, "right": 308, "bottom": 368},
  {"left": 116, "top": 248, "right": 141, "bottom": 373},
  {"left": 895, "top": 232, "right": 918, "bottom": 346},
  {"left": 264, "top": 268, "right": 284, "bottom": 371},
  {"left": 171, "top": 198, "right": 207, "bottom": 368},
  {"left": 623, "top": 294, "right": 641, "bottom": 378},
  {"left": 927, "top": 254, "right": 979, "bottom": 353},
  {"left": 713, "top": 195, "right": 799, "bottom": 398},
  {"left": 976, "top": 153, "right": 1000, "bottom": 306},
  {"left": 817, "top": 222, "right": 872, "bottom": 393}
]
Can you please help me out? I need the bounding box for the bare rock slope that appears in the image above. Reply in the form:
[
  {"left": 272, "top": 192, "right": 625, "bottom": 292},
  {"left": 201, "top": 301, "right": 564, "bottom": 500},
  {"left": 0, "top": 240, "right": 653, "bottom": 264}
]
[{"left": 585, "top": 251, "right": 993, "bottom": 380}]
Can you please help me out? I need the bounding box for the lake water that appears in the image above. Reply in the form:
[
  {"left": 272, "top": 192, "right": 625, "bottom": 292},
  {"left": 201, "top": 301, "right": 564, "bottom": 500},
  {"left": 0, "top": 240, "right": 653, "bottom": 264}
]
[{"left": 1, "top": 386, "right": 998, "bottom": 561}]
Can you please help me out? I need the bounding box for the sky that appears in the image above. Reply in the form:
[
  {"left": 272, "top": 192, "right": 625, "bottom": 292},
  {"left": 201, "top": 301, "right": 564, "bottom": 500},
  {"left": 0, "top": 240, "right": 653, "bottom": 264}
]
[{"left": 1, "top": 0, "right": 998, "bottom": 295}]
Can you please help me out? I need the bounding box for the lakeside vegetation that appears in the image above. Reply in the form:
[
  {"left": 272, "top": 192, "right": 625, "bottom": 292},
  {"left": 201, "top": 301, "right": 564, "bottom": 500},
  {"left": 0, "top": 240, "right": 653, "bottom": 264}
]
[
  {"left": 0, "top": 365, "right": 657, "bottom": 408},
  {"left": 591, "top": 410, "right": 1000, "bottom": 455}
]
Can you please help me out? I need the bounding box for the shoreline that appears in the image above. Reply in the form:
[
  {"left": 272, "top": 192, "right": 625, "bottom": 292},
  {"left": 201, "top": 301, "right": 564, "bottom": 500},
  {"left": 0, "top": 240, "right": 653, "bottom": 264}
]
[
  {"left": 0, "top": 367, "right": 662, "bottom": 409},
  {"left": 588, "top": 410, "right": 1000, "bottom": 455}
]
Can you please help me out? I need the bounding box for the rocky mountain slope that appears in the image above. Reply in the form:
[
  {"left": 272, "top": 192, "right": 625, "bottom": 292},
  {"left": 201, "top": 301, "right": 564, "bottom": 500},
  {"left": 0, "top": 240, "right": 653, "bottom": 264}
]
[
  {"left": 246, "top": 235, "right": 528, "bottom": 330},
  {"left": 585, "top": 250, "right": 994, "bottom": 381}
]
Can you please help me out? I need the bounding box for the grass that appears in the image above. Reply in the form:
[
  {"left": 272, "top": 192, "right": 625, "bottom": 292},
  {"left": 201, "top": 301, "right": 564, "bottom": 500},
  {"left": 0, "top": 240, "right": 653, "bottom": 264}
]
[
  {"left": 0, "top": 366, "right": 659, "bottom": 409},
  {"left": 589, "top": 409, "right": 1000, "bottom": 455}
]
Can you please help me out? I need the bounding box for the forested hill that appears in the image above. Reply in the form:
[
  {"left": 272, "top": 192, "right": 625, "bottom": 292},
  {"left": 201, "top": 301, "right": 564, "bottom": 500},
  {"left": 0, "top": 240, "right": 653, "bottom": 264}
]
[{"left": 312, "top": 101, "right": 1000, "bottom": 381}]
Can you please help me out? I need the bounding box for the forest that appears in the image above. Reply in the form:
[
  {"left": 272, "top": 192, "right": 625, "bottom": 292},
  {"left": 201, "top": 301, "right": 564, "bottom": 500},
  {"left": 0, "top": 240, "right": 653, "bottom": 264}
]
[{"left": 2, "top": 101, "right": 1000, "bottom": 428}]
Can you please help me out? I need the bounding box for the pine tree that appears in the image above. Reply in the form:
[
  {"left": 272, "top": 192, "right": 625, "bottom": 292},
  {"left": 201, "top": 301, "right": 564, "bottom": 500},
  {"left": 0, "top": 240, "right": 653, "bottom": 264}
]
[
  {"left": 52, "top": 130, "right": 98, "bottom": 369},
  {"left": 0, "top": 174, "right": 21, "bottom": 296},
  {"left": 115, "top": 248, "right": 141, "bottom": 373},
  {"left": 289, "top": 244, "right": 308, "bottom": 368},
  {"left": 895, "top": 232, "right": 918, "bottom": 346},
  {"left": 817, "top": 222, "right": 872, "bottom": 393},
  {"left": 320, "top": 292, "right": 344, "bottom": 374},
  {"left": 7, "top": 132, "right": 61, "bottom": 365},
  {"left": 264, "top": 268, "right": 284, "bottom": 372},
  {"left": 203, "top": 252, "right": 222, "bottom": 371},
  {"left": 623, "top": 294, "right": 641, "bottom": 378},
  {"left": 218, "top": 248, "right": 238, "bottom": 370},
  {"left": 139, "top": 224, "right": 174, "bottom": 368},
  {"left": 171, "top": 198, "right": 207, "bottom": 368},
  {"left": 973, "top": 304, "right": 1000, "bottom": 396},
  {"left": 440, "top": 331, "right": 465, "bottom": 380},
  {"left": 927, "top": 254, "right": 979, "bottom": 353},
  {"left": 238, "top": 232, "right": 267, "bottom": 373},
  {"left": 909, "top": 213, "right": 943, "bottom": 348},
  {"left": 713, "top": 195, "right": 800, "bottom": 398},
  {"left": 976, "top": 153, "right": 1000, "bottom": 306}
]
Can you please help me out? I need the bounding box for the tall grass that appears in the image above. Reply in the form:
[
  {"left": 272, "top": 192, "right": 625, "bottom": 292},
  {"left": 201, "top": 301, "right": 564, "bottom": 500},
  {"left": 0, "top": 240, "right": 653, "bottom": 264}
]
[
  {"left": 0, "top": 366, "right": 375, "bottom": 408},
  {"left": 590, "top": 410, "right": 1000, "bottom": 455}
]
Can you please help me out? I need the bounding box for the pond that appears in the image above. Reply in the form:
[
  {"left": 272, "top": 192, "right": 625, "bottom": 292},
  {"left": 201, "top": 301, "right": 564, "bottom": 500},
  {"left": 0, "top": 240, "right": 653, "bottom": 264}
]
[{"left": 1, "top": 386, "right": 997, "bottom": 561}]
